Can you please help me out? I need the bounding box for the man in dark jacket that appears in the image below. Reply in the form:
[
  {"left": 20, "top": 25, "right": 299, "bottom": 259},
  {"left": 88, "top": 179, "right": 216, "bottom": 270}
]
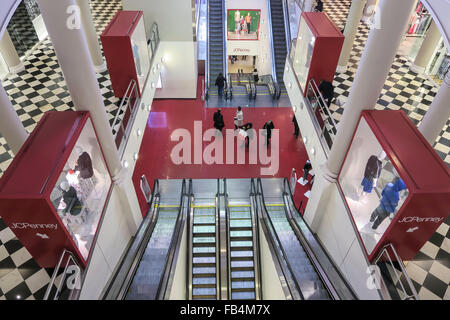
[
  {"left": 263, "top": 120, "right": 274, "bottom": 145},
  {"left": 213, "top": 109, "right": 225, "bottom": 133},
  {"left": 293, "top": 115, "right": 299, "bottom": 138},
  {"left": 315, "top": 0, "right": 324, "bottom": 12},
  {"left": 318, "top": 79, "right": 334, "bottom": 109},
  {"left": 215, "top": 73, "right": 226, "bottom": 98}
]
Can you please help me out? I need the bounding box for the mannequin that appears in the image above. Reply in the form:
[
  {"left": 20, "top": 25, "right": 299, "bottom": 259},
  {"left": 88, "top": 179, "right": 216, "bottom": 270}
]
[
  {"left": 235, "top": 10, "right": 241, "bottom": 34},
  {"left": 60, "top": 181, "right": 83, "bottom": 216},
  {"left": 369, "top": 178, "right": 406, "bottom": 231},
  {"left": 358, "top": 151, "right": 386, "bottom": 198}
]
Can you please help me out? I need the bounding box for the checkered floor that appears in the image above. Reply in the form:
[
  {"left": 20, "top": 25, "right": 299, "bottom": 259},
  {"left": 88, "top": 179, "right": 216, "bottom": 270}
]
[
  {"left": 0, "top": 0, "right": 122, "bottom": 300},
  {"left": 324, "top": 0, "right": 449, "bottom": 300},
  {"left": 324, "top": 0, "right": 450, "bottom": 167}
]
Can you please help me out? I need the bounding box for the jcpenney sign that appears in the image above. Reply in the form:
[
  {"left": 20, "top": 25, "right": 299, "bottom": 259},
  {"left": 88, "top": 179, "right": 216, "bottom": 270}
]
[
  {"left": 11, "top": 222, "right": 58, "bottom": 230},
  {"left": 398, "top": 216, "right": 444, "bottom": 224}
]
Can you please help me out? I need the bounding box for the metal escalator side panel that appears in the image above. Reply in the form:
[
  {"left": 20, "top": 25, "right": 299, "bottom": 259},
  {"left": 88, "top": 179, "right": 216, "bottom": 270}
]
[{"left": 256, "top": 178, "right": 303, "bottom": 300}]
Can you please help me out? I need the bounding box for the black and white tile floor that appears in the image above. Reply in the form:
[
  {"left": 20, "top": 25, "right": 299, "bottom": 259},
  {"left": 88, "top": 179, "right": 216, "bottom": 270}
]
[
  {"left": 325, "top": 0, "right": 449, "bottom": 167},
  {"left": 0, "top": 0, "right": 122, "bottom": 300},
  {"left": 324, "top": 0, "right": 449, "bottom": 300}
]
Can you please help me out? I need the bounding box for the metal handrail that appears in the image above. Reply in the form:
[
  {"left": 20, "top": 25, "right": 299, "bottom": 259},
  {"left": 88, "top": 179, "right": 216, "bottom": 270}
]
[
  {"left": 187, "top": 183, "right": 194, "bottom": 300},
  {"left": 373, "top": 243, "right": 419, "bottom": 300},
  {"left": 44, "top": 249, "right": 82, "bottom": 300},
  {"left": 102, "top": 179, "right": 161, "bottom": 299},
  {"left": 281, "top": 0, "right": 292, "bottom": 54},
  {"left": 224, "top": 180, "right": 232, "bottom": 299},
  {"left": 205, "top": 0, "right": 210, "bottom": 100},
  {"left": 256, "top": 178, "right": 303, "bottom": 300},
  {"left": 227, "top": 73, "right": 233, "bottom": 100},
  {"left": 250, "top": 179, "right": 263, "bottom": 300},
  {"left": 282, "top": 178, "right": 357, "bottom": 300},
  {"left": 112, "top": 79, "right": 138, "bottom": 136},
  {"left": 218, "top": 179, "right": 228, "bottom": 299},
  {"left": 222, "top": 0, "right": 228, "bottom": 79},
  {"left": 156, "top": 179, "right": 188, "bottom": 299},
  {"left": 267, "top": 0, "right": 278, "bottom": 83}
]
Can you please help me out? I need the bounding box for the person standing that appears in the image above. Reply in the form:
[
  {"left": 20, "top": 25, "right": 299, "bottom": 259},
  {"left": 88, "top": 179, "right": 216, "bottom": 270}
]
[
  {"left": 263, "top": 120, "right": 274, "bottom": 145},
  {"left": 234, "top": 10, "right": 241, "bottom": 34},
  {"left": 303, "top": 160, "right": 312, "bottom": 181},
  {"left": 253, "top": 68, "right": 259, "bottom": 83},
  {"left": 234, "top": 106, "right": 244, "bottom": 129},
  {"left": 293, "top": 115, "right": 299, "bottom": 138},
  {"left": 215, "top": 73, "right": 227, "bottom": 98},
  {"left": 245, "top": 13, "right": 252, "bottom": 35},
  {"left": 213, "top": 108, "right": 225, "bottom": 133},
  {"left": 315, "top": 0, "right": 324, "bottom": 12},
  {"left": 318, "top": 79, "right": 334, "bottom": 109}
]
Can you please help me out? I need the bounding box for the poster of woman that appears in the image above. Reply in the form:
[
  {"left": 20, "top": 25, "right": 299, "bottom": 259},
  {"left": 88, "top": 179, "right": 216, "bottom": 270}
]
[{"left": 227, "top": 9, "right": 261, "bottom": 40}]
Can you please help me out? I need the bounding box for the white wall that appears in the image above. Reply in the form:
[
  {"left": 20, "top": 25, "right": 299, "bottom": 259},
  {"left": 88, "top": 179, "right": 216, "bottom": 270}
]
[
  {"left": 122, "top": 0, "right": 194, "bottom": 42},
  {"left": 154, "top": 41, "right": 198, "bottom": 99},
  {"left": 226, "top": 0, "right": 273, "bottom": 76},
  {"left": 79, "top": 46, "right": 164, "bottom": 299}
]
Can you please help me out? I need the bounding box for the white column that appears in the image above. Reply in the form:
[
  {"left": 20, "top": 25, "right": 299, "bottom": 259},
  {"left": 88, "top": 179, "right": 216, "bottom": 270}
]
[
  {"left": 418, "top": 70, "right": 450, "bottom": 145},
  {"left": 0, "top": 31, "right": 25, "bottom": 74},
  {"left": 36, "top": 0, "right": 141, "bottom": 230},
  {"left": 76, "top": 0, "right": 107, "bottom": 73},
  {"left": 304, "top": 0, "right": 417, "bottom": 231},
  {"left": 326, "top": 0, "right": 417, "bottom": 179},
  {"left": 361, "top": 0, "right": 379, "bottom": 23},
  {"left": 337, "top": 0, "right": 367, "bottom": 73},
  {"left": 0, "top": 83, "right": 28, "bottom": 154},
  {"left": 410, "top": 20, "right": 442, "bottom": 74}
]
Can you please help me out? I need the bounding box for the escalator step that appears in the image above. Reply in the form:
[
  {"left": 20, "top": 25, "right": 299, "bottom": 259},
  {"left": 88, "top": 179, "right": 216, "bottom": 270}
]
[
  {"left": 193, "top": 232, "right": 216, "bottom": 238},
  {"left": 230, "top": 246, "right": 253, "bottom": 251},
  {"left": 231, "top": 270, "right": 255, "bottom": 279},
  {"left": 193, "top": 262, "right": 216, "bottom": 268},
  {"left": 229, "top": 236, "right": 253, "bottom": 242},
  {"left": 231, "top": 291, "right": 255, "bottom": 300},
  {"left": 231, "top": 260, "right": 254, "bottom": 269},
  {"left": 193, "top": 252, "right": 216, "bottom": 258},
  {"left": 231, "top": 280, "right": 255, "bottom": 289},
  {"left": 230, "top": 226, "right": 252, "bottom": 231},
  {"left": 231, "top": 256, "right": 253, "bottom": 262},
  {"left": 193, "top": 295, "right": 216, "bottom": 300},
  {"left": 193, "top": 242, "right": 216, "bottom": 247},
  {"left": 193, "top": 283, "right": 216, "bottom": 289},
  {"left": 193, "top": 277, "right": 216, "bottom": 285},
  {"left": 231, "top": 250, "right": 253, "bottom": 258},
  {"left": 231, "top": 266, "right": 254, "bottom": 272}
]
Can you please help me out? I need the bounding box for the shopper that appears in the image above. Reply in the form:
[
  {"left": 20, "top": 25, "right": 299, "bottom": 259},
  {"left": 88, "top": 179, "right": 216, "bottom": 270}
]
[
  {"left": 213, "top": 108, "right": 225, "bottom": 133},
  {"left": 318, "top": 79, "right": 334, "bottom": 109},
  {"left": 303, "top": 160, "right": 312, "bottom": 181},
  {"left": 315, "top": 0, "right": 324, "bottom": 12},
  {"left": 293, "top": 115, "right": 299, "bottom": 138},
  {"left": 253, "top": 68, "right": 259, "bottom": 83},
  {"left": 242, "top": 122, "right": 254, "bottom": 148},
  {"left": 262, "top": 120, "right": 274, "bottom": 145},
  {"left": 215, "top": 73, "right": 227, "bottom": 98},
  {"left": 234, "top": 106, "right": 244, "bottom": 129}
]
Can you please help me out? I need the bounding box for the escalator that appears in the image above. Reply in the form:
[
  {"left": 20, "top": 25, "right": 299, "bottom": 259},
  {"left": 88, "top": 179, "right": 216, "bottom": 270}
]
[
  {"left": 269, "top": 0, "right": 288, "bottom": 93},
  {"left": 191, "top": 201, "right": 218, "bottom": 299},
  {"left": 208, "top": 0, "right": 226, "bottom": 91},
  {"left": 256, "top": 178, "right": 356, "bottom": 300},
  {"left": 103, "top": 179, "right": 188, "bottom": 300}
]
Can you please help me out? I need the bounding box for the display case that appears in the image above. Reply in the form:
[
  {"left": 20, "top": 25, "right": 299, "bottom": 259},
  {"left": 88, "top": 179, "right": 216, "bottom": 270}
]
[
  {"left": 292, "top": 12, "right": 344, "bottom": 95},
  {"left": 0, "top": 111, "right": 112, "bottom": 267},
  {"left": 338, "top": 110, "right": 450, "bottom": 261},
  {"left": 101, "top": 11, "right": 150, "bottom": 98}
]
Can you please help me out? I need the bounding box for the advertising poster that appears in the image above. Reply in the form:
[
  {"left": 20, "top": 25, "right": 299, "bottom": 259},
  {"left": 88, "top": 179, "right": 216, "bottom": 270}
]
[{"left": 227, "top": 9, "right": 261, "bottom": 40}]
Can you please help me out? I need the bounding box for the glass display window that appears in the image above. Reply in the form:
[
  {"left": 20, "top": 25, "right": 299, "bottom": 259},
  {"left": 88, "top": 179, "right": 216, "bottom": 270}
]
[
  {"left": 49, "top": 118, "right": 112, "bottom": 260},
  {"left": 293, "top": 17, "right": 315, "bottom": 90},
  {"left": 338, "top": 117, "right": 409, "bottom": 255},
  {"left": 131, "top": 17, "right": 150, "bottom": 91}
]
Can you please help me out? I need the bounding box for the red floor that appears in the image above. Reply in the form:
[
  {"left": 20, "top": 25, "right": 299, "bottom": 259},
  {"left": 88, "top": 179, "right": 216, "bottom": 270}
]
[{"left": 132, "top": 77, "right": 312, "bottom": 216}]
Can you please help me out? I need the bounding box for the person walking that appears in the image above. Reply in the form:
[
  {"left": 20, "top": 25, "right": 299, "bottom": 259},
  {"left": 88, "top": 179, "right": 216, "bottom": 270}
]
[
  {"left": 215, "top": 73, "right": 227, "bottom": 98},
  {"left": 241, "top": 122, "right": 254, "bottom": 148},
  {"left": 263, "top": 120, "right": 274, "bottom": 145},
  {"left": 293, "top": 115, "right": 299, "bottom": 138},
  {"left": 234, "top": 106, "right": 244, "bottom": 129},
  {"left": 213, "top": 108, "right": 225, "bottom": 133}
]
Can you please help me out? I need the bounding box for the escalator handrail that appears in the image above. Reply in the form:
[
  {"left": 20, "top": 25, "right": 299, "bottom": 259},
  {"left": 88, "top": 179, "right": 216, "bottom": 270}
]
[
  {"left": 103, "top": 179, "right": 161, "bottom": 300},
  {"left": 215, "top": 179, "right": 222, "bottom": 299},
  {"left": 156, "top": 179, "right": 189, "bottom": 299},
  {"left": 256, "top": 178, "right": 304, "bottom": 300},
  {"left": 187, "top": 181, "right": 194, "bottom": 300},
  {"left": 282, "top": 178, "right": 358, "bottom": 300},
  {"left": 223, "top": 179, "right": 232, "bottom": 300},
  {"left": 250, "top": 178, "right": 263, "bottom": 300},
  {"left": 205, "top": 0, "right": 210, "bottom": 99}
]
